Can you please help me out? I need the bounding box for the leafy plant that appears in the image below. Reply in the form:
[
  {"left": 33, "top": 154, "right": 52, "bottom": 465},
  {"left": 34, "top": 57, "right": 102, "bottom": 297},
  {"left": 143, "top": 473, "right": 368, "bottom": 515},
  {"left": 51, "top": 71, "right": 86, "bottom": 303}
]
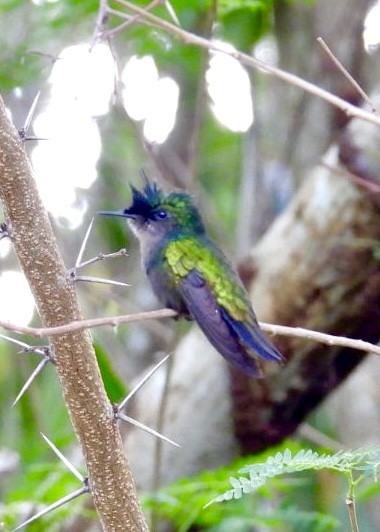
[{"left": 206, "top": 447, "right": 380, "bottom": 531}]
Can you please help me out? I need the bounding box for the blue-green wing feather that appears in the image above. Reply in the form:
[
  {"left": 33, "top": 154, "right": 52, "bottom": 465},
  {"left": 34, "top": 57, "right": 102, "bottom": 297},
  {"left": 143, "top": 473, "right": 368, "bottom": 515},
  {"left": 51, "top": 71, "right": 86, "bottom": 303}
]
[
  {"left": 220, "top": 308, "right": 283, "bottom": 363},
  {"left": 179, "top": 270, "right": 262, "bottom": 376}
]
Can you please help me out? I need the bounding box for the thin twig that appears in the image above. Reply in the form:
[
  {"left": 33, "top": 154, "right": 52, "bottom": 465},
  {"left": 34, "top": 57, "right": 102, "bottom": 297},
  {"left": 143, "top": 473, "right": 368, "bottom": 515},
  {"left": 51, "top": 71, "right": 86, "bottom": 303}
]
[
  {"left": 1, "top": 311, "right": 379, "bottom": 356},
  {"left": 0, "top": 309, "right": 177, "bottom": 337},
  {"left": 91, "top": 0, "right": 109, "bottom": 49},
  {"left": 110, "top": 0, "right": 380, "bottom": 129},
  {"left": 76, "top": 249, "right": 128, "bottom": 270},
  {"left": 101, "top": 0, "right": 163, "bottom": 39},
  {"left": 317, "top": 37, "right": 379, "bottom": 116},
  {"left": 346, "top": 484, "right": 360, "bottom": 532}
]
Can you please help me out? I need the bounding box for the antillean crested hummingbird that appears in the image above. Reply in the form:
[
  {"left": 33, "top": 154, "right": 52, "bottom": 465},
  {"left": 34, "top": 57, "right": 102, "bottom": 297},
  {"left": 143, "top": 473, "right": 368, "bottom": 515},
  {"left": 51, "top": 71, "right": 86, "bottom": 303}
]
[{"left": 100, "top": 182, "right": 283, "bottom": 377}]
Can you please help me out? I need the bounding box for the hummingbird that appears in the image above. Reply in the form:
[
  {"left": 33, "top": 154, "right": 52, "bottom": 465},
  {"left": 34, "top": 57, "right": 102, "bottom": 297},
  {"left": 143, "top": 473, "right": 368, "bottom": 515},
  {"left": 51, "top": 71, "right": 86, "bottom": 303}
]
[{"left": 100, "top": 182, "right": 283, "bottom": 377}]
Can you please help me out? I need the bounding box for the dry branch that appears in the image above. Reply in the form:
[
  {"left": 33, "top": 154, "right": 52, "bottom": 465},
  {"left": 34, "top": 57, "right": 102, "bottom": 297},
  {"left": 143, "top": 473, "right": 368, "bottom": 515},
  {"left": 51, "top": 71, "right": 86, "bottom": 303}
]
[
  {"left": 0, "top": 95, "right": 148, "bottom": 531},
  {"left": 1, "top": 311, "right": 380, "bottom": 356}
]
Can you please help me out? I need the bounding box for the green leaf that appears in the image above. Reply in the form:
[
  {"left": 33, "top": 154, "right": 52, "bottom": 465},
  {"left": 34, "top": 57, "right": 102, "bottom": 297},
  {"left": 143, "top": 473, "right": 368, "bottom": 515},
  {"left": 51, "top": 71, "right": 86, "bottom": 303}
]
[
  {"left": 94, "top": 342, "right": 127, "bottom": 403},
  {"left": 218, "top": 1, "right": 273, "bottom": 51},
  {"left": 208, "top": 447, "right": 380, "bottom": 507}
]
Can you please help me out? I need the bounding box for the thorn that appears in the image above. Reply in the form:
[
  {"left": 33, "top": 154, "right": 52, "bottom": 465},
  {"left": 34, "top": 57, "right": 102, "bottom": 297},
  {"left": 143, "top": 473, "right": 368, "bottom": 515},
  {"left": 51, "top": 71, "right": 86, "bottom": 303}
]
[
  {"left": 0, "top": 333, "right": 41, "bottom": 352},
  {"left": 17, "top": 344, "right": 53, "bottom": 358},
  {"left": 164, "top": 0, "right": 181, "bottom": 26},
  {"left": 12, "top": 357, "right": 50, "bottom": 406},
  {"left": 71, "top": 274, "right": 130, "bottom": 287},
  {"left": 118, "top": 354, "right": 171, "bottom": 411},
  {"left": 0, "top": 333, "right": 54, "bottom": 362},
  {"left": 117, "top": 412, "right": 180, "bottom": 448},
  {"left": 75, "top": 217, "right": 95, "bottom": 268},
  {"left": 40, "top": 433, "right": 85, "bottom": 483},
  {"left": 18, "top": 91, "right": 42, "bottom": 141},
  {"left": 11, "top": 486, "right": 89, "bottom": 532},
  {"left": 20, "top": 136, "right": 49, "bottom": 142}
]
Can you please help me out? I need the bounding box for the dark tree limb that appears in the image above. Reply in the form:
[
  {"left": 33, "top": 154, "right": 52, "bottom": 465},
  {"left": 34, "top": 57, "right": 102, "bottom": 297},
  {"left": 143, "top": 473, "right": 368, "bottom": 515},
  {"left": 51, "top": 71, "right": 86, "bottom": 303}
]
[
  {"left": 0, "top": 95, "right": 148, "bottom": 531},
  {"left": 232, "top": 163, "right": 380, "bottom": 453}
]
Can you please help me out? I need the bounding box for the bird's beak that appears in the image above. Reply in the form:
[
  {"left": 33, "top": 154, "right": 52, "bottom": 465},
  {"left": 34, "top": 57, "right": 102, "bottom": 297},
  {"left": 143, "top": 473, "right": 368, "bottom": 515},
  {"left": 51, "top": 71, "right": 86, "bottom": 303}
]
[{"left": 97, "top": 209, "right": 135, "bottom": 219}]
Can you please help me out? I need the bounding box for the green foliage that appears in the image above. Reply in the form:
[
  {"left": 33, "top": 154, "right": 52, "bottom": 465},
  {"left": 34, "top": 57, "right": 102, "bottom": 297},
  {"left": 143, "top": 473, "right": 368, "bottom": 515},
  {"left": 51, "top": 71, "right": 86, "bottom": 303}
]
[
  {"left": 217, "top": 0, "right": 273, "bottom": 51},
  {"left": 144, "top": 444, "right": 380, "bottom": 530},
  {"left": 94, "top": 342, "right": 127, "bottom": 403},
  {"left": 143, "top": 441, "right": 342, "bottom": 530},
  {"left": 0, "top": 0, "right": 99, "bottom": 89},
  {"left": 208, "top": 447, "right": 380, "bottom": 506}
]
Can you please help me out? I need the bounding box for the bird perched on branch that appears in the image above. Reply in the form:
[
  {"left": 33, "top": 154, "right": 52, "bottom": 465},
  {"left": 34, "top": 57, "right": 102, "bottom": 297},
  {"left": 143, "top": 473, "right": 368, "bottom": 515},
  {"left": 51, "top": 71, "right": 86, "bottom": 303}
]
[{"left": 100, "top": 182, "right": 283, "bottom": 377}]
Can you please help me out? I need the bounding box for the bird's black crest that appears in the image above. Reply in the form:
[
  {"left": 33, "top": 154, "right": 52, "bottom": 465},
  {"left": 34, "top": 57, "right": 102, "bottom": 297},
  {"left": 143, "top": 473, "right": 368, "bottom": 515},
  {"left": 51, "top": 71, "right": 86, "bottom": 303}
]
[
  {"left": 124, "top": 180, "right": 205, "bottom": 234},
  {"left": 126, "top": 182, "right": 163, "bottom": 217}
]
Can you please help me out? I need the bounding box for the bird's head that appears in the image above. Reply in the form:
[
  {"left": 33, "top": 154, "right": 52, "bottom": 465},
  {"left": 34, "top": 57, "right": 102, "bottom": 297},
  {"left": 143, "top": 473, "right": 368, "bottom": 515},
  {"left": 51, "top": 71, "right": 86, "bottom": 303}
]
[{"left": 99, "top": 181, "right": 205, "bottom": 241}]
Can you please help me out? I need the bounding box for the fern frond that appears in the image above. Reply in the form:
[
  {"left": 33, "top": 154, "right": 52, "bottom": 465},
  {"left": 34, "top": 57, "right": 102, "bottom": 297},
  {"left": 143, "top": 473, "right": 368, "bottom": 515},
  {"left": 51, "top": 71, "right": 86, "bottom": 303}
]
[{"left": 206, "top": 447, "right": 380, "bottom": 507}]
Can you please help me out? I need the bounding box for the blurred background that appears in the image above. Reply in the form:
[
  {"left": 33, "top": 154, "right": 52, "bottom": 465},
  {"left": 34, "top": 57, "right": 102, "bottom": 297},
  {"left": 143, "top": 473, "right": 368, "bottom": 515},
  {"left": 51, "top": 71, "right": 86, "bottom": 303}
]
[{"left": 1, "top": 0, "right": 380, "bottom": 530}]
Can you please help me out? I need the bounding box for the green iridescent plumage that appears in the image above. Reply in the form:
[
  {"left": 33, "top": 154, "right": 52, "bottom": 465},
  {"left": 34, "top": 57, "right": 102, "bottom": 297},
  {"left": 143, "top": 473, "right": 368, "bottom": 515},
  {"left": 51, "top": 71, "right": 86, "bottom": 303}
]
[
  {"left": 100, "top": 182, "right": 283, "bottom": 377},
  {"left": 164, "top": 236, "right": 251, "bottom": 322}
]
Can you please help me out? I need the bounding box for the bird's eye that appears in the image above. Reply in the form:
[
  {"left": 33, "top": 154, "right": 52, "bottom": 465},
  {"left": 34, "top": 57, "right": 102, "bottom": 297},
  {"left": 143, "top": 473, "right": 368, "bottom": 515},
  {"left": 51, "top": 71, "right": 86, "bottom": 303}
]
[{"left": 154, "top": 209, "right": 168, "bottom": 220}]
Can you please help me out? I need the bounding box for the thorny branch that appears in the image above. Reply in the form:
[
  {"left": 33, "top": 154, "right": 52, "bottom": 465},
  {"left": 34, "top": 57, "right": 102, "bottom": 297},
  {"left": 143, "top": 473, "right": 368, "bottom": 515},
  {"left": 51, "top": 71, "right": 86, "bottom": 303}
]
[
  {"left": 1, "top": 310, "right": 380, "bottom": 356},
  {"left": 96, "top": 0, "right": 380, "bottom": 128}
]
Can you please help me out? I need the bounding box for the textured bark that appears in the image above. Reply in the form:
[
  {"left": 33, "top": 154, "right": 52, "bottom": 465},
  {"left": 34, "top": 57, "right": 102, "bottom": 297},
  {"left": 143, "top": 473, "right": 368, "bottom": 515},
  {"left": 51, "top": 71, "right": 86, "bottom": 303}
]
[
  {"left": 232, "top": 159, "right": 380, "bottom": 453},
  {"left": 0, "top": 95, "right": 147, "bottom": 531}
]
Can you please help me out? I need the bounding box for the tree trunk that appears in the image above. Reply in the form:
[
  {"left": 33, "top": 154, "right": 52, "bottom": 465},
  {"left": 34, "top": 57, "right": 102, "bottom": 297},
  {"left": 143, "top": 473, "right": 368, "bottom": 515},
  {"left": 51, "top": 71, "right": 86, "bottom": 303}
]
[{"left": 0, "top": 95, "right": 148, "bottom": 531}]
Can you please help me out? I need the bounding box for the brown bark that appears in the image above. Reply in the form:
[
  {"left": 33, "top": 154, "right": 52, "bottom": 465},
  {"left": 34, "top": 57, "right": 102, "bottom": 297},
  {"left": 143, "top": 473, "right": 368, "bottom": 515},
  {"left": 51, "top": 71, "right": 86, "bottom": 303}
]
[
  {"left": 232, "top": 160, "right": 380, "bottom": 453},
  {"left": 0, "top": 95, "right": 148, "bottom": 531}
]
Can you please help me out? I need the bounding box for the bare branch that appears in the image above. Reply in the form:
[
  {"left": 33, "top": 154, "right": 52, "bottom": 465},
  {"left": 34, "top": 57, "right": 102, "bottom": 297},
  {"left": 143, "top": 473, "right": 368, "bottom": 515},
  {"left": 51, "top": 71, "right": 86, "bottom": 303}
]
[
  {"left": 0, "top": 309, "right": 177, "bottom": 337},
  {"left": 1, "top": 311, "right": 379, "bottom": 356},
  {"left": 102, "top": 0, "right": 163, "bottom": 39},
  {"left": 109, "top": 0, "right": 380, "bottom": 128},
  {"left": 262, "top": 322, "right": 380, "bottom": 357},
  {"left": 75, "top": 249, "right": 128, "bottom": 270},
  {"left": 317, "top": 37, "right": 379, "bottom": 116}
]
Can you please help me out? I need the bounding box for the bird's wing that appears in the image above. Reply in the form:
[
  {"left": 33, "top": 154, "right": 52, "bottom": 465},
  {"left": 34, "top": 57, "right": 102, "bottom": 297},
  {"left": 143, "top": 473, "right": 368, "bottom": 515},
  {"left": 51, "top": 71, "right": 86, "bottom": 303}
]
[
  {"left": 178, "top": 269, "right": 262, "bottom": 376},
  {"left": 164, "top": 237, "right": 282, "bottom": 373},
  {"left": 220, "top": 308, "right": 283, "bottom": 363}
]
